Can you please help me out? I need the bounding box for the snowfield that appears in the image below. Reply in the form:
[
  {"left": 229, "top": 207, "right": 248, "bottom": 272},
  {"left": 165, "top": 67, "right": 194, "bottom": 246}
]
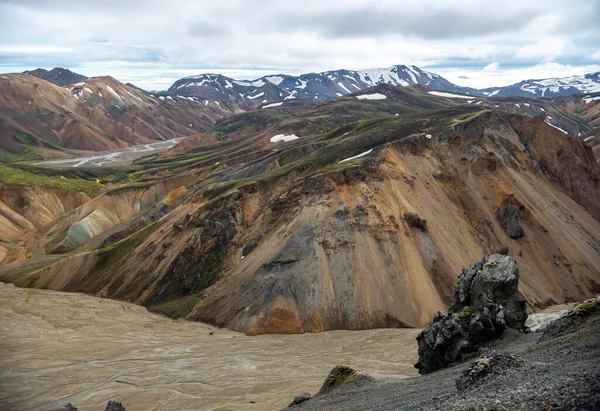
[
  {"left": 270, "top": 134, "right": 299, "bottom": 143},
  {"left": 428, "top": 91, "right": 472, "bottom": 99},
  {"left": 262, "top": 102, "right": 283, "bottom": 109},
  {"left": 339, "top": 148, "right": 374, "bottom": 163},
  {"left": 356, "top": 93, "right": 387, "bottom": 100}
]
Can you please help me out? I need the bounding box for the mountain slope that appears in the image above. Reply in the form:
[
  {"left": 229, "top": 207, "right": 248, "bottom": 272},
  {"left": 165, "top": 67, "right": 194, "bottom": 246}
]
[
  {"left": 23, "top": 67, "right": 88, "bottom": 86},
  {"left": 482, "top": 72, "right": 600, "bottom": 97},
  {"left": 3, "top": 87, "right": 599, "bottom": 335},
  {"left": 0, "top": 74, "right": 251, "bottom": 157},
  {"left": 168, "top": 65, "right": 482, "bottom": 103}
]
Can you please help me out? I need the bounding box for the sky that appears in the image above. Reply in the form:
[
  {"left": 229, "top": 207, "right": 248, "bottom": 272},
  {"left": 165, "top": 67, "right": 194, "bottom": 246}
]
[{"left": 1, "top": 0, "right": 599, "bottom": 90}]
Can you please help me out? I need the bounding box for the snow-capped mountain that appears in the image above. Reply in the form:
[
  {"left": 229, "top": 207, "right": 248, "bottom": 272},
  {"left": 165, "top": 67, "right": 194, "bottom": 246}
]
[
  {"left": 482, "top": 72, "right": 600, "bottom": 98},
  {"left": 168, "top": 65, "right": 482, "bottom": 103}
]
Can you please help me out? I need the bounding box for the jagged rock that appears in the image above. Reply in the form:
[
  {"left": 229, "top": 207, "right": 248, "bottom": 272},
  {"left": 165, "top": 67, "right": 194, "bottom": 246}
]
[
  {"left": 541, "top": 297, "right": 600, "bottom": 341},
  {"left": 317, "top": 365, "right": 375, "bottom": 395},
  {"left": 414, "top": 254, "right": 528, "bottom": 374},
  {"left": 495, "top": 195, "right": 525, "bottom": 239},
  {"left": 288, "top": 392, "right": 311, "bottom": 407},
  {"left": 105, "top": 400, "right": 126, "bottom": 411},
  {"left": 455, "top": 352, "right": 522, "bottom": 392}
]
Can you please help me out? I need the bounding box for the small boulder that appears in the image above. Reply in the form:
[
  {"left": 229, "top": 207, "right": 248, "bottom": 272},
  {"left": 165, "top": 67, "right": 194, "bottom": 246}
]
[
  {"left": 288, "top": 392, "right": 311, "bottom": 407},
  {"left": 105, "top": 401, "right": 126, "bottom": 411},
  {"left": 317, "top": 365, "right": 374, "bottom": 395},
  {"left": 455, "top": 352, "right": 522, "bottom": 392}
]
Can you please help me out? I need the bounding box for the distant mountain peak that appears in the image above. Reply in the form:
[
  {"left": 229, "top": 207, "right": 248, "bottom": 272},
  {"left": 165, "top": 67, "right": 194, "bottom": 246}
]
[{"left": 23, "top": 67, "right": 88, "bottom": 87}]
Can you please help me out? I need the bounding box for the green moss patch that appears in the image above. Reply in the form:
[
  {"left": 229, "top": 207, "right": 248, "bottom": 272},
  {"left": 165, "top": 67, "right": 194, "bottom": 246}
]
[{"left": 0, "top": 164, "right": 102, "bottom": 194}]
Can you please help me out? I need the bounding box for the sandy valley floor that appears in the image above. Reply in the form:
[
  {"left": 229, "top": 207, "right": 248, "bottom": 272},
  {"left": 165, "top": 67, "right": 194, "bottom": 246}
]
[{"left": 0, "top": 283, "right": 420, "bottom": 411}]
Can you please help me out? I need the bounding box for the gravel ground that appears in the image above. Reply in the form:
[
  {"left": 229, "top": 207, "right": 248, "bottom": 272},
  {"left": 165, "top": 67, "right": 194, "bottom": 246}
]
[{"left": 291, "top": 312, "right": 600, "bottom": 411}]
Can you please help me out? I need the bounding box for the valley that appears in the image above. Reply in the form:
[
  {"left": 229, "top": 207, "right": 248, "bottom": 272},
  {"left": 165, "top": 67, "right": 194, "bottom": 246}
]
[
  {"left": 0, "top": 61, "right": 599, "bottom": 411},
  {"left": 35, "top": 138, "right": 185, "bottom": 168}
]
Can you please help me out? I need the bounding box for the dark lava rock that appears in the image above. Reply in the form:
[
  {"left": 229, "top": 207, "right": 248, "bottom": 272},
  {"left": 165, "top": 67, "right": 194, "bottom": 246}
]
[
  {"left": 495, "top": 194, "right": 525, "bottom": 239},
  {"left": 403, "top": 212, "right": 428, "bottom": 232},
  {"left": 495, "top": 245, "right": 510, "bottom": 255},
  {"left": 288, "top": 392, "right": 311, "bottom": 407},
  {"left": 242, "top": 241, "right": 258, "bottom": 257},
  {"left": 317, "top": 365, "right": 375, "bottom": 395},
  {"left": 414, "top": 254, "right": 527, "bottom": 374},
  {"left": 105, "top": 400, "right": 126, "bottom": 411},
  {"left": 541, "top": 297, "right": 600, "bottom": 341},
  {"left": 455, "top": 352, "right": 522, "bottom": 392}
]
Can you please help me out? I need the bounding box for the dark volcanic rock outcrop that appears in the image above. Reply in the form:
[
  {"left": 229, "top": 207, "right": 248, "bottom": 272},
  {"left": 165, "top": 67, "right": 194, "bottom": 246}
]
[
  {"left": 415, "top": 254, "right": 528, "bottom": 374},
  {"left": 495, "top": 194, "right": 526, "bottom": 239},
  {"left": 104, "top": 400, "right": 126, "bottom": 411}
]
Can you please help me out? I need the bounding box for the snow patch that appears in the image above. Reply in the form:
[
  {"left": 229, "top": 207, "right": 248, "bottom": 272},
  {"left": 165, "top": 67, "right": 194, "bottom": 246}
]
[
  {"left": 265, "top": 76, "right": 285, "bottom": 86},
  {"left": 428, "top": 91, "right": 472, "bottom": 99},
  {"left": 248, "top": 92, "right": 265, "bottom": 100},
  {"left": 270, "top": 134, "right": 299, "bottom": 143},
  {"left": 545, "top": 120, "right": 568, "bottom": 134},
  {"left": 262, "top": 102, "right": 283, "bottom": 109},
  {"left": 356, "top": 93, "right": 387, "bottom": 100},
  {"left": 337, "top": 82, "right": 351, "bottom": 94},
  {"left": 106, "top": 85, "right": 122, "bottom": 100},
  {"left": 584, "top": 96, "right": 600, "bottom": 104},
  {"left": 339, "top": 148, "right": 374, "bottom": 163}
]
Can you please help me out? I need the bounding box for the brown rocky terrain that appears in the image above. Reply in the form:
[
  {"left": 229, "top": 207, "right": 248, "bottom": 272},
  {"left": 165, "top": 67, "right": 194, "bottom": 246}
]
[
  {"left": 0, "top": 74, "right": 250, "bottom": 159},
  {"left": 2, "top": 84, "right": 599, "bottom": 335}
]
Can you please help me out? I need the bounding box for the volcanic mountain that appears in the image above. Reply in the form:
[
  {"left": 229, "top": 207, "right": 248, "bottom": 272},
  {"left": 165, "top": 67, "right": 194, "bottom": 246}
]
[
  {"left": 2, "top": 84, "right": 599, "bottom": 335},
  {"left": 168, "top": 65, "right": 482, "bottom": 103}
]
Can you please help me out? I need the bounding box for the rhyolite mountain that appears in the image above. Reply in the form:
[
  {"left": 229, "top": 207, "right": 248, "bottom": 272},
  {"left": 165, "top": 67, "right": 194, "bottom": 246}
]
[
  {"left": 168, "top": 65, "right": 483, "bottom": 102},
  {"left": 23, "top": 67, "right": 89, "bottom": 86},
  {"left": 0, "top": 73, "right": 254, "bottom": 159},
  {"left": 2, "top": 83, "right": 599, "bottom": 335}
]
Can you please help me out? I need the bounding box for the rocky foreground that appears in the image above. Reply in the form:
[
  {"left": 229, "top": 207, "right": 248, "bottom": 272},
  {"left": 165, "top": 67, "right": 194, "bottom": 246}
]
[{"left": 288, "top": 257, "right": 600, "bottom": 410}]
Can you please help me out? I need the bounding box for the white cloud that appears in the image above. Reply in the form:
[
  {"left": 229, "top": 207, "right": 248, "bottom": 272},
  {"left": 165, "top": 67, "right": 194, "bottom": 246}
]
[
  {"left": 482, "top": 62, "right": 500, "bottom": 71},
  {"left": 515, "top": 38, "right": 568, "bottom": 61},
  {"left": 0, "top": 0, "right": 598, "bottom": 90},
  {"left": 434, "top": 62, "right": 600, "bottom": 89}
]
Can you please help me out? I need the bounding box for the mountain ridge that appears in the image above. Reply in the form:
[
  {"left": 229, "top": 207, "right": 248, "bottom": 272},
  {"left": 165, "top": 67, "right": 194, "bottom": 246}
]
[{"left": 168, "top": 65, "right": 484, "bottom": 102}]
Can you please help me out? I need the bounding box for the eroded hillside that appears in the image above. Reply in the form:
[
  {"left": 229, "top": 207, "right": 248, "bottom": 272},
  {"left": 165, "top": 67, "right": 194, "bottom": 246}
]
[{"left": 1, "top": 85, "right": 599, "bottom": 334}]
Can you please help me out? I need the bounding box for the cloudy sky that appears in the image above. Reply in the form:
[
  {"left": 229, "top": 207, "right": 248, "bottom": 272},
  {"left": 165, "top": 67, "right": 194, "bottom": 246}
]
[{"left": 1, "top": 0, "right": 599, "bottom": 90}]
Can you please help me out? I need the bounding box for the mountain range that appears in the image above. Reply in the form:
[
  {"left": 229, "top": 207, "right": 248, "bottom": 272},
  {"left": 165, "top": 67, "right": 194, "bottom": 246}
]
[
  {"left": 166, "top": 65, "right": 600, "bottom": 103},
  {"left": 21, "top": 65, "right": 600, "bottom": 105}
]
